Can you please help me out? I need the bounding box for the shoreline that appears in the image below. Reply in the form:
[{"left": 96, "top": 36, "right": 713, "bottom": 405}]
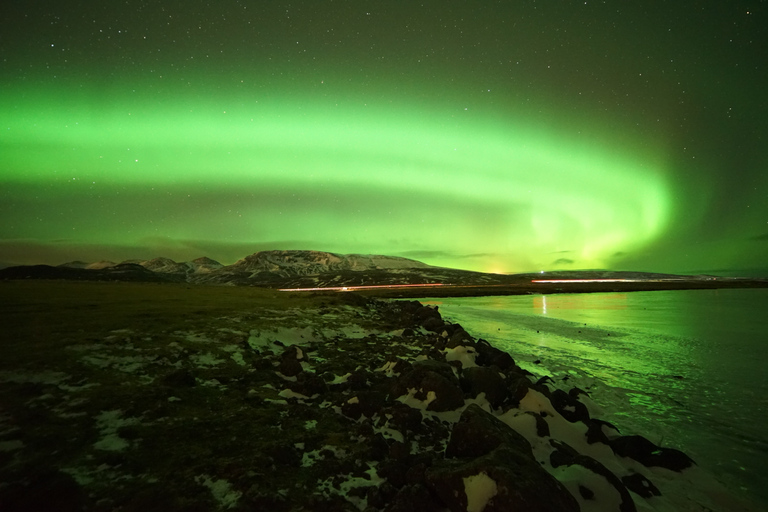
[
  {"left": 0, "top": 281, "right": 760, "bottom": 511},
  {"left": 341, "top": 278, "right": 768, "bottom": 299}
]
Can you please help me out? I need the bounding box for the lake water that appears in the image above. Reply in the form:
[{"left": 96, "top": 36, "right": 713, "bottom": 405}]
[{"left": 426, "top": 289, "right": 768, "bottom": 508}]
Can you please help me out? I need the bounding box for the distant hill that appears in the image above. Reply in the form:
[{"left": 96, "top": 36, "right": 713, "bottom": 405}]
[{"left": 2, "top": 250, "right": 765, "bottom": 291}]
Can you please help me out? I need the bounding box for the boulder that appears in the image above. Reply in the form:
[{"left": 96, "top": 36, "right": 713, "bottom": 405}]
[
  {"left": 393, "top": 360, "right": 464, "bottom": 412},
  {"left": 426, "top": 446, "right": 579, "bottom": 512},
  {"left": 445, "top": 404, "right": 533, "bottom": 460},
  {"left": 621, "top": 473, "right": 662, "bottom": 498},
  {"left": 549, "top": 388, "right": 590, "bottom": 423},
  {"left": 550, "top": 440, "right": 637, "bottom": 512},
  {"left": 288, "top": 371, "right": 328, "bottom": 397},
  {"left": 475, "top": 339, "right": 516, "bottom": 371},
  {"left": 460, "top": 367, "right": 509, "bottom": 408},
  {"left": 610, "top": 435, "right": 695, "bottom": 472}
]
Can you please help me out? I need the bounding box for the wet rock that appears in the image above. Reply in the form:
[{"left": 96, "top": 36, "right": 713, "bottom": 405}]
[
  {"left": 426, "top": 446, "right": 580, "bottom": 512},
  {"left": 459, "top": 367, "right": 509, "bottom": 408},
  {"left": 446, "top": 404, "right": 533, "bottom": 459},
  {"left": 504, "top": 373, "right": 532, "bottom": 405},
  {"left": 550, "top": 388, "right": 590, "bottom": 423},
  {"left": 475, "top": 339, "right": 516, "bottom": 371},
  {"left": 421, "top": 316, "right": 445, "bottom": 332},
  {"left": 585, "top": 420, "right": 612, "bottom": 445},
  {"left": 447, "top": 328, "right": 473, "bottom": 348},
  {"left": 550, "top": 440, "right": 637, "bottom": 512},
  {"left": 621, "top": 473, "right": 662, "bottom": 498},
  {"left": 610, "top": 435, "right": 695, "bottom": 472}
]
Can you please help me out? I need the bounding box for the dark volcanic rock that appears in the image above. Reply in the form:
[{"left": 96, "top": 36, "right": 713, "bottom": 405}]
[
  {"left": 475, "top": 339, "right": 516, "bottom": 371},
  {"left": 420, "top": 316, "right": 445, "bottom": 332},
  {"left": 393, "top": 361, "right": 464, "bottom": 412},
  {"left": 445, "top": 404, "right": 532, "bottom": 459},
  {"left": 384, "top": 484, "right": 444, "bottom": 512},
  {"left": 621, "top": 473, "right": 662, "bottom": 498},
  {"left": 161, "top": 368, "right": 196, "bottom": 387},
  {"left": 459, "top": 367, "right": 509, "bottom": 408},
  {"left": 550, "top": 388, "right": 590, "bottom": 423},
  {"left": 550, "top": 440, "right": 637, "bottom": 512},
  {"left": 610, "top": 435, "right": 695, "bottom": 472},
  {"left": 288, "top": 372, "right": 328, "bottom": 397},
  {"left": 426, "top": 445, "right": 579, "bottom": 512}
]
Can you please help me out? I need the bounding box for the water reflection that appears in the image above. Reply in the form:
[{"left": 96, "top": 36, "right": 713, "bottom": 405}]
[{"left": 430, "top": 289, "right": 768, "bottom": 507}]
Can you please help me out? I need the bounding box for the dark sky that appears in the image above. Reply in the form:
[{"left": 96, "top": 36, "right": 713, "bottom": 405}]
[{"left": 1, "top": 1, "right": 766, "bottom": 273}]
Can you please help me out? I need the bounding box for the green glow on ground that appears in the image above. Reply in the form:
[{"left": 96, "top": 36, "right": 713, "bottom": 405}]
[{"left": 1, "top": 82, "right": 671, "bottom": 272}]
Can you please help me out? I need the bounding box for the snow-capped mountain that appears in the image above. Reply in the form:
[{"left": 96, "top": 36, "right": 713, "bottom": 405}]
[
  {"left": 224, "top": 250, "right": 431, "bottom": 277},
  {"left": 138, "top": 256, "right": 224, "bottom": 274}
]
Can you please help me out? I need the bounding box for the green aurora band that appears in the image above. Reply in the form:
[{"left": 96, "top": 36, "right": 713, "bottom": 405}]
[{"left": 1, "top": 83, "right": 672, "bottom": 272}]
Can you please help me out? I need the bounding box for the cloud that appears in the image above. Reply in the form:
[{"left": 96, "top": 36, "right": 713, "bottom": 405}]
[
  {"left": 552, "top": 258, "right": 575, "bottom": 265},
  {"left": 750, "top": 232, "right": 768, "bottom": 241}
]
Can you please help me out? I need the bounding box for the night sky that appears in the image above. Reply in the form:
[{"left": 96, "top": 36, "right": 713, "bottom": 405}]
[{"left": 1, "top": 1, "right": 766, "bottom": 274}]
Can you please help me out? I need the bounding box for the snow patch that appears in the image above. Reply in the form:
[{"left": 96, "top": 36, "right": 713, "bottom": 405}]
[
  {"left": 463, "top": 472, "right": 498, "bottom": 512},
  {"left": 195, "top": 474, "right": 241, "bottom": 509}
]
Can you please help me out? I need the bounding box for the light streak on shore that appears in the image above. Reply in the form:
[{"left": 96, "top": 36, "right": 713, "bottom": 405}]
[
  {"left": 531, "top": 279, "right": 685, "bottom": 283},
  {"left": 278, "top": 283, "right": 446, "bottom": 292}
]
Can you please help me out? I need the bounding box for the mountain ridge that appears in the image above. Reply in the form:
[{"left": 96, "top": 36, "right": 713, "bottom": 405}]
[{"left": 3, "top": 250, "right": 766, "bottom": 291}]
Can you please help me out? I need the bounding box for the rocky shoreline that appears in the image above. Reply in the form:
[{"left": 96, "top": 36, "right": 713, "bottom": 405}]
[{"left": 0, "top": 282, "right": 757, "bottom": 511}]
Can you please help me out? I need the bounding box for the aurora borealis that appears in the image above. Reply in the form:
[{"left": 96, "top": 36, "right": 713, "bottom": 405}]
[{"left": 1, "top": 2, "right": 766, "bottom": 274}]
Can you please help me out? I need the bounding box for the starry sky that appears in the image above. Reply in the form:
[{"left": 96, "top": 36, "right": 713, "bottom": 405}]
[{"left": 1, "top": 1, "right": 766, "bottom": 274}]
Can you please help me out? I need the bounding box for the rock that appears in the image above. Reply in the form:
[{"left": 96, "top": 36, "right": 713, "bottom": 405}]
[
  {"left": 550, "top": 440, "right": 637, "bottom": 512},
  {"left": 347, "top": 369, "right": 371, "bottom": 390},
  {"left": 426, "top": 446, "right": 580, "bottom": 512},
  {"left": 549, "top": 389, "right": 590, "bottom": 423},
  {"left": 447, "top": 328, "right": 473, "bottom": 348},
  {"left": 161, "top": 368, "right": 196, "bottom": 387},
  {"left": 384, "top": 484, "right": 444, "bottom": 512},
  {"left": 277, "top": 357, "right": 303, "bottom": 377},
  {"left": 475, "top": 339, "right": 516, "bottom": 370},
  {"left": 379, "top": 460, "right": 409, "bottom": 488},
  {"left": 386, "top": 404, "right": 423, "bottom": 434},
  {"left": 394, "top": 363, "right": 464, "bottom": 412},
  {"left": 288, "top": 371, "right": 328, "bottom": 397},
  {"left": 340, "top": 390, "right": 387, "bottom": 418},
  {"left": 504, "top": 373, "right": 532, "bottom": 405},
  {"left": 585, "top": 420, "right": 612, "bottom": 445},
  {"left": 421, "top": 316, "right": 445, "bottom": 332},
  {"left": 610, "top": 435, "right": 695, "bottom": 472},
  {"left": 0, "top": 470, "right": 84, "bottom": 512},
  {"left": 366, "top": 482, "right": 399, "bottom": 509},
  {"left": 460, "top": 367, "right": 509, "bottom": 408},
  {"left": 621, "top": 473, "right": 662, "bottom": 498},
  {"left": 445, "top": 404, "right": 533, "bottom": 460}
]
